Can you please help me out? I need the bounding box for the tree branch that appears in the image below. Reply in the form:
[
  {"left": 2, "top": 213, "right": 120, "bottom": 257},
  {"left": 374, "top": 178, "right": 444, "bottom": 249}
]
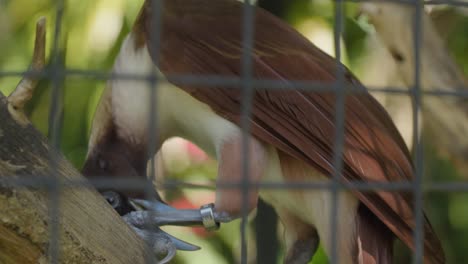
[
  {"left": 8, "top": 17, "right": 46, "bottom": 111},
  {"left": 0, "top": 17, "right": 151, "bottom": 264},
  {"left": 361, "top": 2, "right": 468, "bottom": 173},
  {"left": 0, "top": 92, "right": 153, "bottom": 263}
]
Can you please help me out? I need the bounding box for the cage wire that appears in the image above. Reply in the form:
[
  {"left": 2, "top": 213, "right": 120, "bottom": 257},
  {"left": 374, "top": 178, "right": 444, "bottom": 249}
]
[
  {"left": 2, "top": 0, "right": 468, "bottom": 263},
  {"left": 47, "top": 0, "right": 65, "bottom": 263}
]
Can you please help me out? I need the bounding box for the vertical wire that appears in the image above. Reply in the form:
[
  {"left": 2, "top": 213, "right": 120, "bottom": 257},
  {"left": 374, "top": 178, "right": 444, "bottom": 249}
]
[
  {"left": 240, "top": 0, "right": 256, "bottom": 263},
  {"left": 47, "top": 0, "right": 65, "bottom": 263},
  {"left": 330, "top": 1, "right": 346, "bottom": 263},
  {"left": 411, "top": 0, "right": 424, "bottom": 263},
  {"left": 145, "top": 0, "right": 163, "bottom": 263}
]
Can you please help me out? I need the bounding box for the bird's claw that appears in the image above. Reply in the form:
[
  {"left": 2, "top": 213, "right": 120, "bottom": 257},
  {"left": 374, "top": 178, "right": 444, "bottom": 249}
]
[
  {"left": 123, "top": 198, "right": 227, "bottom": 262},
  {"left": 102, "top": 191, "right": 235, "bottom": 263},
  {"left": 128, "top": 225, "right": 199, "bottom": 263},
  {"left": 102, "top": 191, "right": 200, "bottom": 263}
]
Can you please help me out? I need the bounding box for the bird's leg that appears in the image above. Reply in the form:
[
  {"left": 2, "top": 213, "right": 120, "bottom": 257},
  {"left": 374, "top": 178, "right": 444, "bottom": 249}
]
[
  {"left": 123, "top": 198, "right": 233, "bottom": 227},
  {"left": 119, "top": 134, "right": 266, "bottom": 260},
  {"left": 214, "top": 134, "right": 267, "bottom": 221},
  {"left": 277, "top": 208, "right": 320, "bottom": 264}
]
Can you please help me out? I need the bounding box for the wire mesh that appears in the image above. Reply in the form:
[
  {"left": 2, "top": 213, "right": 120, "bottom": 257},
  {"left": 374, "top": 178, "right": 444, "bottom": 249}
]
[
  {"left": 143, "top": 0, "right": 164, "bottom": 263},
  {"left": 411, "top": 1, "right": 425, "bottom": 263},
  {"left": 239, "top": 1, "right": 256, "bottom": 262},
  {"left": 47, "top": 0, "right": 65, "bottom": 262},
  {"left": 1, "top": 0, "right": 467, "bottom": 263}
]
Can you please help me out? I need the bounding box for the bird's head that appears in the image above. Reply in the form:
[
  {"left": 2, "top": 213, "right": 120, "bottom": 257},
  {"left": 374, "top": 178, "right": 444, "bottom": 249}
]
[
  {"left": 81, "top": 92, "right": 149, "bottom": 199},
  {"left": 82, "top": 136, "right": 144, "bottom": 182}
]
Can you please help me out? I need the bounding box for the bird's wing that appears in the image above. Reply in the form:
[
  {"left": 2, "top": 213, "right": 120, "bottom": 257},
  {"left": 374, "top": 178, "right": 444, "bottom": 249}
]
[{"left": 137, "top": 0, "right": 444, "bottom": 262}]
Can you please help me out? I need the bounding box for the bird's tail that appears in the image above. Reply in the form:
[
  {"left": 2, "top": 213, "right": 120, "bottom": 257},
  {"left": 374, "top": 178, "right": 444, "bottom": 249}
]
[{"left": 355, "top": 204, "right": 394, "bottom": 264}]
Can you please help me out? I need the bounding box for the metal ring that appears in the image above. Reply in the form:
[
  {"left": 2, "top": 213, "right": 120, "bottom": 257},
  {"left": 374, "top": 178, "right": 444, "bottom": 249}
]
[{"left": 199, "top": 203, "right": 220, "bottom": 231}]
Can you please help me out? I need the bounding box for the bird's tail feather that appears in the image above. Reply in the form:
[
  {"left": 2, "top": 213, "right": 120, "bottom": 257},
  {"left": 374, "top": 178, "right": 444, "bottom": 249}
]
[{"left": 355, "top": 204, "right": 394, "bottom": 264}]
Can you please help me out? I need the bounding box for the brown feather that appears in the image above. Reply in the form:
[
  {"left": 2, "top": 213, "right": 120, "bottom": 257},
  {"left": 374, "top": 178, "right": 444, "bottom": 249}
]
[
  {"left": 356, "top": 204, "right": 394, "bottom": 264},
  {"left": 136, "top": 0, "right": 444, "bottom": 262}
]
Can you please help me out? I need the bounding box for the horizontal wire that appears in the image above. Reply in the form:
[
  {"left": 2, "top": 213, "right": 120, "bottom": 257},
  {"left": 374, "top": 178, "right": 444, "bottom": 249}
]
[
  {"left": 2, "top": 176, "right": 468, "bottom": 192},
  {"left": 2, "top": 69, "right": 468, "bottom": 97}
]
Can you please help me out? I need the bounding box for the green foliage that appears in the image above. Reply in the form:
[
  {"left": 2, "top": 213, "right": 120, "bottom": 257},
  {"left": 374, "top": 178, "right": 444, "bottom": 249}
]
[
  {"left": 311, "top": 246, "right": 329, "bottom": 264},
  {"left": 342, "top": 16, "right": 368, "bottom": 69},
  {"left": 445, "top": 13, "right": 468, "bottom": 75},
  {"left": 423, "top": 142, "right": 468, "bottom": 263}
]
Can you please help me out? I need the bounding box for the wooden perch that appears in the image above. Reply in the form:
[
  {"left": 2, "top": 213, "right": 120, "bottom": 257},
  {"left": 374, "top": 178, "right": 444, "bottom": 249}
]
[
  {"left": 360, "top": 3, "right": 468, "bottom": 174},
  {"left": 0, "top": 92, "right": 151, "bottom": 263},
  {"left": 0, "top": 18, "right": 151, "bottom": 264}
]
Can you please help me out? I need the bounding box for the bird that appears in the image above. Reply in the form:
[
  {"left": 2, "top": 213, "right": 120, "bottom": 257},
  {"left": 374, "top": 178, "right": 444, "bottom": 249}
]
[{"left": 81, "top": 0, "right": 445, "bottom": 263}]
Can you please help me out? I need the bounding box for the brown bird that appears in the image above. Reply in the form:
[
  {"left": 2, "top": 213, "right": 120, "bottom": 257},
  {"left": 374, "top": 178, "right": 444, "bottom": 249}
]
[{"left": 82, "top": 0, "right": 445, "bottom": 263}]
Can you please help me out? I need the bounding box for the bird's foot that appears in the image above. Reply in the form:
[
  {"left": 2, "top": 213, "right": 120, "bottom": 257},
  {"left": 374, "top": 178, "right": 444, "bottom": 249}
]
[
  {"left": 125, "top": 198, "right": 234, "bottom": 229},
  {"left": 102, "top": 191, "right": 233, "bottom": 263}
]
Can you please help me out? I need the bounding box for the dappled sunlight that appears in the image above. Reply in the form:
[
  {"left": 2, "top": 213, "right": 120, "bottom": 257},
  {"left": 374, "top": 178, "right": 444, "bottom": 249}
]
[
  {"left": 86, "top": 1, "right": 124, "bottom": 53},
  {"left": 296, "top": 18, "right": 349, "bottom": 66}
]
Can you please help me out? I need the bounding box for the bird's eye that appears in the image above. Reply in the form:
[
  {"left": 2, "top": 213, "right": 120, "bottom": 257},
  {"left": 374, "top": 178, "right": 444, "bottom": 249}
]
[{"left": 98, "top": 158, "right": 109, "bottom": 171}]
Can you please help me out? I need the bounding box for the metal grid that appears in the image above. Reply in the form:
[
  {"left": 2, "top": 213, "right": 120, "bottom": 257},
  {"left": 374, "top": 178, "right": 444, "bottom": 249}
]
[{"left": 2, "top": 0, "right": 468, "bottom": 263}]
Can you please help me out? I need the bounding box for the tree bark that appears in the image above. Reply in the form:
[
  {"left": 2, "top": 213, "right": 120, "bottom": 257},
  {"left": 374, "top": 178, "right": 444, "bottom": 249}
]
[{"left": 0, "top": 92, "right": 151, "bottom": 263}]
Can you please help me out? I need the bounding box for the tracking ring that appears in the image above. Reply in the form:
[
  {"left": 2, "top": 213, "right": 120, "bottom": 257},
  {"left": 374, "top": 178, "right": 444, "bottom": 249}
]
[{"left": 200, "top": 203, "right": 220, "bottom": 231}]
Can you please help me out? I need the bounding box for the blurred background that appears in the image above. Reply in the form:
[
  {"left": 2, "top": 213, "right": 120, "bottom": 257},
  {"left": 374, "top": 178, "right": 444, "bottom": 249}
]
[{"left": 1, "top": 0, "right": 468, "bottom": 263}]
